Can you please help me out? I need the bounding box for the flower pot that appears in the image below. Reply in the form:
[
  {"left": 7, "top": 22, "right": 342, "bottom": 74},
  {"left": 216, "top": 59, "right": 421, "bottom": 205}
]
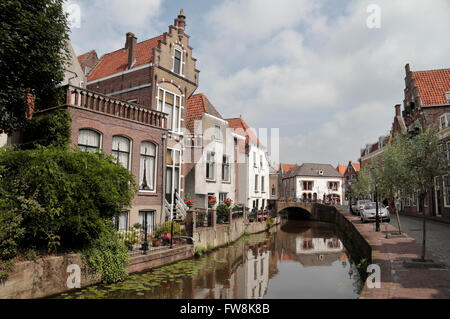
[{"left": 152, "top": 239, "right": 161, "bottom": 247}]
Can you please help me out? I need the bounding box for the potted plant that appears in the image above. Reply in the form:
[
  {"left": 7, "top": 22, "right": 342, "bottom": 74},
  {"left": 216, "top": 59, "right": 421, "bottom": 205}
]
[
  {"left": 152, "top": 236, "right": 161, "bottom": 247},
  {"left": 208, "top": 195, "right": 217, "bottom": 208},
  {"left": 185, "top": 199, "right": 195, "bottom": 209}
]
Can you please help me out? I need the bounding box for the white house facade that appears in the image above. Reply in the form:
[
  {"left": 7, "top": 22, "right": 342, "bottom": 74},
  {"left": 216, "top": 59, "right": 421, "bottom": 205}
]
[{"left": 282, "top": 163, "right": 345, "bottom": 203}]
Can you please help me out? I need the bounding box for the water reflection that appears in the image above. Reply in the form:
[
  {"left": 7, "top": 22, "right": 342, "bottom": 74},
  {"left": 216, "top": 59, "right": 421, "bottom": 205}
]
[{"left": 53, "top": 220, "right": 361, "bottom": 299}]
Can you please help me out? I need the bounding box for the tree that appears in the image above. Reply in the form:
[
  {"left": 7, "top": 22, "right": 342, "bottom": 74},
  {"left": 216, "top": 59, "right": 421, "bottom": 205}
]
[
  {"left": 0, "top": 0, "right": 70, "bottom": 134},
  {"left": 378, "top": 136, "right": 414, "bottom": 234},
  {"left": 403, "top": 129, "right": 446, "bottom": 261}
]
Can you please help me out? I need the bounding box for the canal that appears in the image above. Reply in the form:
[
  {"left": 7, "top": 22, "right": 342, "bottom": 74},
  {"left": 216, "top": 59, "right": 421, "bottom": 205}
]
[{"left": 52, "top": 220, "right": 363, "bottom": 299}]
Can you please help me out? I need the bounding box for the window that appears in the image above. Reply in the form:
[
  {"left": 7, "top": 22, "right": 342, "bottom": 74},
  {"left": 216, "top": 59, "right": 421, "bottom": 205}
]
[
  {"left": 114, "top": 211, "right": 129, "bottom": 231},
  {"left": 439, "top": 113, "right": 450, "bottom": 130},
  {"left": 215, "top": 125, "right": 222, "bottom": 141},
  {"left": 139, "top": 210, "right": 155, "bottom": 235},
  {"left": 303, "top": 181, "right": 313, "bottom": 191},
  {"left": 446, "top": 92, "right": 450, "bottom": 101},
  {"left": 260, "top": 155, "right": 263, "bottom": 168},
  {"left": 112, "top": 136, "right": 131, "bottom": 169},
  {"left": 140, "top": 142, "right": 157, "bottom": 191},
  {"left": 127, "top": 99, "right": 137, "bottom": 103},
  {"left": 173, "top": 49, "right": 182, "bottom": 75},
  {"left": 78, "top": 129, "right": 101, "bottom": 153},
  {"left": 261, "top": 176, "right": 265, "bottom": 192},
  {"left": 185, "top": 135, "right": 202, "bottom": 148},
  {"left": 253, "top": 152, "right": 257, "bottom": 167},
  {"left": 166, "top": 148, "right": 181, "bottom": 205},
  {"left": 206, "top": 152, "right": 215, "bottom": 181},
  {"left": 255, "top": 175, "right": 259, "bottom": 192},
  {"left": 219, "top": 192, "right": 227, "bottom": 203},
  {"left": 222, "top": 155, "right": 230, "bottom": 182},
  {"left": 158, "top": 89, "right": 181, "bottom": 133},
  {"left": 444, "top": 175, "right": 450, "bottom": 207},
  {"left": 272, "top": 185, "right": 276, "bottom": 196},
  {"left": 261, "top": 199, "right": 265, "bottom": 209}
]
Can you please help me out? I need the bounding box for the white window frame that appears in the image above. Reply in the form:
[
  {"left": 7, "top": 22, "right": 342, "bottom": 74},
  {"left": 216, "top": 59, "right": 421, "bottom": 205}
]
[
  {"left": 439, "top": 113, "right": 450, "bottom": 130},
  {"left": 444, "top": 175, "right": 450, "bottom": 207},
  {"left": 261, "top": 176, "right": 265, "bottom": 193},
  {"left": 206, "top": 151, "right": 216, "bottom": 182},
  {"left": 157, "top": 88, "right": 182, "bottom": 134},
  {"left": 222, "top": 155, "right": 231, "bottom": 182},
  {"left": 214, "top": 125, "right": 222, "bottom": 142},
  {"left": 255, "top": 174, "right": 259, "bottom": 193},
  {"left": 78, "top": 128, "right": 102, "bottom": 153},
  {"left": 112, "top": 135, "right": 132, "bottom": 170},
  {"left": 173, "top": 48, "right": 183, "bottom": 75},
  {"left": 139, "top": 141, "right": 158, "bottom": 193}
]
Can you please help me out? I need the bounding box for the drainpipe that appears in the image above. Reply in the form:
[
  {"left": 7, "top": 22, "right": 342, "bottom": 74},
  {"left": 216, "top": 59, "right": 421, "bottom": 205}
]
[{"left": 160, "top": 133, "right": 167, "bottom": 226}]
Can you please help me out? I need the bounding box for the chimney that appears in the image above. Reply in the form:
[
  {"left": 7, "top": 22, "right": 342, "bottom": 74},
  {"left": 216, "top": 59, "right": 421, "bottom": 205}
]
[
  {"left": 395, "top": 104, "right": 401, "bottom": 117},
  {"left": 125, "top": 32, "right": 137, "bottom": 69},
  {"left": 175, "top": 9, "right": 186, "bottom": 36}
]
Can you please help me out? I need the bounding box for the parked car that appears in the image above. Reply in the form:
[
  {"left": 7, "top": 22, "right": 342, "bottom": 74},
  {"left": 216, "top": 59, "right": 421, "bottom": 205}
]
[
  {"left": 360, "top": 202, "right": 390, "bottom": 223},
  {"left": 353, "top": 200, "right": 371, "bottom": 215}
]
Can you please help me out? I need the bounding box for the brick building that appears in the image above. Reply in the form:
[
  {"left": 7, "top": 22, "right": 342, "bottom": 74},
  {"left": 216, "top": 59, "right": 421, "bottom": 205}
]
[
  {"left": 184, "top": 93, "right": 245, "bottom": 209},
  {"left": 336, "top": 161, "right": 360, "bottom": 204},
  {"left": 398, "top": 64, "right": 450, "bottom": 219},
  {"left": 81, "top": 10, "right": 200, "bottom": 219}
]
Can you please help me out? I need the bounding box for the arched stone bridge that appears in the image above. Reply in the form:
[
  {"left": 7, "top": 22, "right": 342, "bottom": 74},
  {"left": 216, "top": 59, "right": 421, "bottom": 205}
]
[{"left": 275, "top": 201, "right": 337, "bottom": 220}]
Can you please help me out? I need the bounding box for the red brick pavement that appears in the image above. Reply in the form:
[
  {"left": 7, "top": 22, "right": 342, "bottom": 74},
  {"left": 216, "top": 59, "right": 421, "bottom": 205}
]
[{"left": 337, "top": 208, "right": 450, "bottom": 299}]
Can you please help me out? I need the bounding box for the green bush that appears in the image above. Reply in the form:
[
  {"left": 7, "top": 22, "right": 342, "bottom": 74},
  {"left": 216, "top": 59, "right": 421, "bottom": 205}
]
[
  {"left": 154, "top": 221, "right": 181, "bottom": 238},
  {"left": 22, "top": 107, "right": 71, "bottom": 149},
  {"left": 216, "top": 203, "right": 229, "bottom": 223},
  {"left": 84, "top": 225, "right": 129, "bottom": 283},
  {"left": 0, "top": 199, "right": 24, "bottom": 260},
  {"left": 0, "top": 146, "right": 137, "bottom": 253}
]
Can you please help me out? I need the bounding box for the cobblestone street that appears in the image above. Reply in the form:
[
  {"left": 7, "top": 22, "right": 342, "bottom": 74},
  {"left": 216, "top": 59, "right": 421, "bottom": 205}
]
[{"left": 391, "top": 214, "right": 450, "bottom": 266}]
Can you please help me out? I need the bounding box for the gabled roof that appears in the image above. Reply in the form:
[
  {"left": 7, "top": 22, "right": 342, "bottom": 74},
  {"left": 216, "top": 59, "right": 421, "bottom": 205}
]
[
  {"left": 186, "top": 93, "right": 223, "bottom": 133},
  {"left": 87, "top": 35, "right": 163, "bottom": 82},
  {"left": 226, "top": 117, "right": 262, "bottom": 146},
  {"left": 77, "top": 51, "right": 92, "bottom": 64},
  {"left": 276, "top": 163, "right": 297, "bottom": 173},
  {"left": 351, "top": 162, "right": 360, "bottom": 172},
  {"left": 336, "top": 165, "right": 346, "bottom": 176},
  {"left": 412, "top": 68, "right": 450, "bottom": 106},
  {"left": 284, "top": 163, "right": 343, "bottom": 178}
]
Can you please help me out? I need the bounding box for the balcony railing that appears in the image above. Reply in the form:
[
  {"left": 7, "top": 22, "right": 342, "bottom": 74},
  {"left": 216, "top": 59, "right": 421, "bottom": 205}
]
[{"left": 64, "top": 85, "right": 167, "bottom": 130}]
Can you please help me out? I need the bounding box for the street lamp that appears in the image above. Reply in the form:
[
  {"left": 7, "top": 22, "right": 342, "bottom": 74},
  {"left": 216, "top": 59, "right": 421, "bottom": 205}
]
[{"left": 370, "top": 167, "right": 380, "bottom": 232}]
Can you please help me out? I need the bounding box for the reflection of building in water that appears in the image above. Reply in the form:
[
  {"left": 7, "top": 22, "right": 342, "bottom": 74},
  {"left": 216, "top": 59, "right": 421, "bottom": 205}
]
[
  {"left": 277, "top": 235, "right": 345, "bottom": 267},
  {"left": 296, "top": 237, "right": 343, "bottom": 254},
  {"left": 235, "top": 245, "right": 270, "bottom": 299}
]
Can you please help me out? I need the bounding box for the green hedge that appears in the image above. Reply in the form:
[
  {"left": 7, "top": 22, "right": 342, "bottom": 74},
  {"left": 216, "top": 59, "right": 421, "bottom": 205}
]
[{"left": 0, "top": 146, "right": 137, "bottom": 255}]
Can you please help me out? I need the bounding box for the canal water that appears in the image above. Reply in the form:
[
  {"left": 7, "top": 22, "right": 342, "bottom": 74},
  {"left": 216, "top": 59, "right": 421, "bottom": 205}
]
[{"left": 52, "top": 220, "right": 362, "bottom": 299}]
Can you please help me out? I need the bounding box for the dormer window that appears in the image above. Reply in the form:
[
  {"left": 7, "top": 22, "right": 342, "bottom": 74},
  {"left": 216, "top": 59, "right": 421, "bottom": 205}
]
[
  {"left": 173, "top": 49, "right": 182, "bottom": 75},
  {"left": 440, "top": 113, "right": 450, "bottom": 130},
  {"left": 446, "top": 92, "right": 450, "bottom": 101}
]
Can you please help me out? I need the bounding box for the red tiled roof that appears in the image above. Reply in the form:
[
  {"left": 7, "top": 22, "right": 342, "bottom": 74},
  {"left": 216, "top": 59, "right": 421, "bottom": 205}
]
[
  {"left": 276, "top": 163, "right": 297, "bottom": 173},
  {"left": 351, "top": 162, "right": 360, "bottom": 172},
  {"left": 87, "top": 35, "right": 163, "bottom": 82},
  {"left": 336, "top": 165, "right": 346, "bottom": 176},
  {"left": 412, "top": 68, "right": 450, "bottom": 106},
  {"left": 77, "top": 51, "right": 90, "bottom": 64},
  {"left": 226, "top": 117, "right": 262, "bottom": 146},
  {"left": 186, "top": 93, "right": 224, "bottom": 133}
]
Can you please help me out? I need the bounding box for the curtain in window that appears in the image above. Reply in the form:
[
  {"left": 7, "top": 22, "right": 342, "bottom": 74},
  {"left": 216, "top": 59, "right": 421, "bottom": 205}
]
[
  {"left": 139, "top": 142, "right": 156, "bottom": 191},
  {"left": 118, "top": 211, "right": 128, "bottom": 231},
  {"left": 139, "top": 211, "right": 155, "bottom": 235},
  {"left": 112, "top": 136, "right": 131, "bottom": 169},
  {"left": 78, "top": 129, "right": 100, "bottom": 153}
]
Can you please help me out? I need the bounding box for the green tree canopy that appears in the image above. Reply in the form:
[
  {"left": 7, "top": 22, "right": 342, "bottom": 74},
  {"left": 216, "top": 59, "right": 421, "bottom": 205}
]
[{"left": 0, "top": 0, "right": 70, "bottom": 134}]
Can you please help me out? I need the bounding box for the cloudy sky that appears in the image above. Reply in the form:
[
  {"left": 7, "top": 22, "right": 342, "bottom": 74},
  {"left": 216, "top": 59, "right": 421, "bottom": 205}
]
[{"left": 67, "top": 0, "right": 450, "bottom": 166}]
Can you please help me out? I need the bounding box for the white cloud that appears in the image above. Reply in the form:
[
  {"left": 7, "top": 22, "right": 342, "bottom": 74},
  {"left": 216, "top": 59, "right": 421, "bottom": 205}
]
[
  {"left": 195, "top": 0, "right": 450, "bottom": 165},
  {"left": 67, "top": 0, "right": 163, "bottom": 55}
]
